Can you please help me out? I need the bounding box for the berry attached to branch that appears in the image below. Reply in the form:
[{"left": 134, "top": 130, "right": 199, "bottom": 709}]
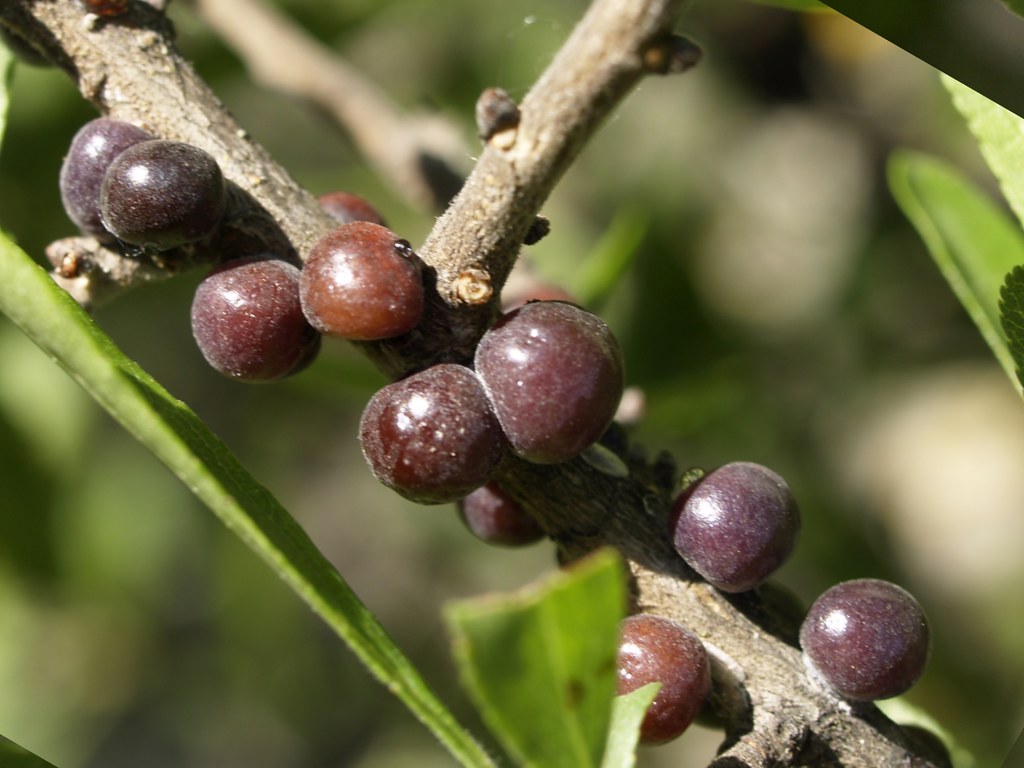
[
  {"left": 300, "top": 222, "right": 425, "bottom": 341},
  {"left": 457, "top": 481, "right": 545, "bottom": 547},
  {"left": 190, "top": 256, "right": 321, "bottom": 382},
  {"left": 318, "top": 191, "right": 387, "bottom": 227},
  {"left": 475, "top": 301, "right": 624, "bottom": 464},
  {"left": 617, "top": 613, "right": 711, "bottom": 745},
  {"left": 800, "top": 578, "right": 931, "bottom": 702},
  {"left": 359, "top": 364, "right": 507, "bottom": 504},
  {"left": 60, "top": 118, "right": 153, "bottom": 240},
  {"left": 670, "top": 462, "right": 800, "bottom": 593},
  {"left": 100, "top": 139, "right": 227, "bottom": 252}
]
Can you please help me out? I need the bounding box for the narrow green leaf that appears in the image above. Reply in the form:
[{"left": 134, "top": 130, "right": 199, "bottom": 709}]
[
  {"left": 446, "top": 549, "right": 628, "bottom": 768},
  {"left": 1000, "top": 266, "right": 1024, "bottom": 392},
  {"left": 819, "top": 0, "right": 1024, "bottom": 119},
  {"left": 0, "top": 237, "right": 494, "bottom": 768},
  {"left": 600, "top": 683, "right": 659, "bottom": 768},
  {"left": 0, "top": 735, "right": 58, "bottom": 768},
  {"left": 944, "top": 77, "right": 1024, "bottom": 230},
  {"left": 888, "top": 151, "right": 1024, "bottom": 394}
]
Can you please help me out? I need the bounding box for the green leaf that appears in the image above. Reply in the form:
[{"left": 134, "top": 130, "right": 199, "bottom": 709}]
[
  {"left": 1000, "top": 266, "right": 1024, "bottom": 392},
  {"left": 819, "top": 0, "right": 1024, "bottom": 119},
  {"left": 0, "top": 736, "right": 56, "bottom": 768},
  {"left": 888, "top": 150, "right": 1024, "bottom": 394},
  {"left": 998, "top": 0, "right": 1024, "bottom": 19},
  {"left": 446, "top": 549, "right": 628, "bottom": 768},
  {"left": 599, "top": 683, "right": 659, "bottom": 768},
  {"left": 0, "top": 734, "right": 58, "bottom": 768},
  {"left": 944, "top": 77, "right": 1024, "bottom": 230},
  {"left": 0, "top": 237, "right": 494, "bottom": 768}
]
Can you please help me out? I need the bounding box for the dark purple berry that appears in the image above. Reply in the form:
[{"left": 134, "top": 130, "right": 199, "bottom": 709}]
[
  {"left": 457, "top": 481, "right": 544, "bottom": 546},
  {"left": 359, "top": 364, "right": 506, "bottom": 504},
  {"left": 617, "top": 614, "right": 711, "bottom": 745},
  {"left": 191, "top": 256, "right": 320, "bottom": 382},
  {"left": 60, "top": 118, "right": 153, "bottom": 238},
  {"left": 670, "top": 462, "right": 799, "bottom": 593},
  {"left": 100, "top": 139, "right": 226, "bottom": 251},
  {"left": 300, "top": 222, "right": 424, "bottom": 341},
  {"left": 318, "top": 191, "right": 387, "bottom": 226},
  {"left": 474, "top": 301, "right": 624, "bottom": 464},
  {"left": 800, "top": 578, "right": 930, "bottom": 701}
]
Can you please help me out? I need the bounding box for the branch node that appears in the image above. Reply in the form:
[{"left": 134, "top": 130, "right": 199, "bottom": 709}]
[
  {"left": 44, "top": 235, "right": 192, "bottom": 309},
  {"left": 642, "top": 34, "right": 703, "bottom": 75},
  {"left": 476, "top": 87, "right": 521, "bottom": 148},
  {"left": 453, "top": 268, "right": 494, "bottom": 306},
  {"left": 523, "top": 215, "right": 551, "bottom": 245},
  {"left": 47, "top": 237, "right": 93, "bottom": 278}
]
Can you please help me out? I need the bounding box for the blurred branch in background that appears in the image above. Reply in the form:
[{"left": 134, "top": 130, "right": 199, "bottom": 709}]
[{"left": 190, "top": 0, "right": 467, "bottom": 213}]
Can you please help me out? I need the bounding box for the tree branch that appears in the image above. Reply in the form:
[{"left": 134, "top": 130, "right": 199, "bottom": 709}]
[{"left": 0, "top": 2, "right": 945, "bottom": 766}]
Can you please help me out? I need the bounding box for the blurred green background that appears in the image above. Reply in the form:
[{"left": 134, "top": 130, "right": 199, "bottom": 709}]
[{"left": 1, "top": 0, "right": 1022, "bottom": 766}]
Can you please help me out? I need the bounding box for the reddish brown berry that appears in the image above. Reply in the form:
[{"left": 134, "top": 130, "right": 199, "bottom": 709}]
[
  {"left": 617, "top": 614, "right": 711, "bottom": 744},
  {"left": 457, "top": 482, "right": 544, "bottom": 546},
  {"left": 359, "top": 364, "right": 506, "bottom": 504},
  {"left": 300, "top": 222, "right": 425, "bottom": 341},
  {"left": 318, "top": 191, "right": 387, "bottom": 226}
]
